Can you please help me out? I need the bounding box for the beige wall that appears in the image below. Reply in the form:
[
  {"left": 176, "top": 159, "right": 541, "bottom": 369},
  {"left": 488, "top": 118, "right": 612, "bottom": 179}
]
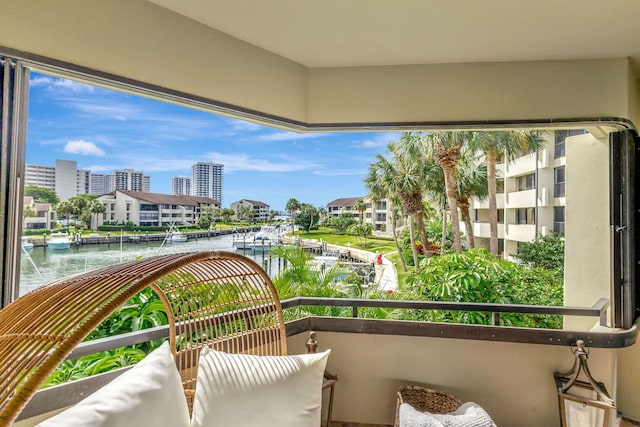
[
  {"left": 563, "top": 134, "right": 611, "bottom": 330},
  {"left": 288, "top": 331, "right": 618, "bottom": 426},
  {"left": 617, "top": 341, "right": 640, "bottom": 420},
  {"left": 1, "top": 2, "right": 638, "bottom": 130},
  {"left": 0, "top": 0, "right": 309, "bottom": 123}
]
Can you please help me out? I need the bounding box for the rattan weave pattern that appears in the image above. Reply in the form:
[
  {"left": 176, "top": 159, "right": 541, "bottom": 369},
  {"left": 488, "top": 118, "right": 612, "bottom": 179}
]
[
  {"left": 394, "top": 385, "right": 463, "bottom": 427},
  {"left": 0, "top": 251, "right": 287, "bottom": 425}
]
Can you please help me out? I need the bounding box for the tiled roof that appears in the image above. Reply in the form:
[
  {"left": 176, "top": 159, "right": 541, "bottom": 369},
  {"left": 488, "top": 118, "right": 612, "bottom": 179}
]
[
  {"left": 241, "top": 199, "right": 269, "bottom": 207},
  {"left": 326, "top": 197, "right": 362, "bottom": 207},
  {"left": 112, "top": 191, "right": 219, "bottom": 206}
]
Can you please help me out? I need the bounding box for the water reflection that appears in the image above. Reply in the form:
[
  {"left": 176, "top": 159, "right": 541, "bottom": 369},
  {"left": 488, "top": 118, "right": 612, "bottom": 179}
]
[{"left": 19, "top": 234, "right": 285, "bottom": 296}]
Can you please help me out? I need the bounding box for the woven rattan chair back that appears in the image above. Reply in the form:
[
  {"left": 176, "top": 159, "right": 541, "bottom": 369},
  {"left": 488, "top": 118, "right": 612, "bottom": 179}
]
[
  {"left": 394, "top": 385, "right": 464, "bottom": 427},
  {"left": 0, "top": 251, "right": 287, "bottom": 425}
]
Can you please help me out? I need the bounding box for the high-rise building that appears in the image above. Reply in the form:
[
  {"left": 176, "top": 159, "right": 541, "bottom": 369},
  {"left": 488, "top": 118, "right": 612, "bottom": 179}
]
[
  {"left": 24, "top": 163, "right": 56, "bottom": 191},
  {"left": 24, "top": 159, "right": 79, "bottom": 201},
  {"left": 113, "top": 169, "right": 149, "bottom": 192},
  {"left": 172, "top": 176, "right": 191, "bottom": 196},
  {"left": 191, "top": 162, "right": 223, "bottom": 204}
]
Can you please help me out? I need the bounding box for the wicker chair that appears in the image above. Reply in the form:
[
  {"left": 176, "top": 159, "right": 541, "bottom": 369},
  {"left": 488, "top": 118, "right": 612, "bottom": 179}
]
[
  {"left": 0, "top": 251, "right": 287, "bottom": 425},
  {"left": 394, "top": 385, "right": 464, "bottom": 427}
]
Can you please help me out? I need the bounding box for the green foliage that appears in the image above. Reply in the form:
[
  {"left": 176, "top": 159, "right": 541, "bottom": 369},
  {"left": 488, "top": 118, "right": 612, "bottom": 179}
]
[
  {"left": 43, "top": 288, "right": 168, "bottom": 388},
  {"left": 513, "top": 232, "right": 565, "bottom": 271},
  {"left": 326, "top": 213, "right": 357, "bottom": 234},
  {"left": 406, "top": 248, "right": 563, "bottom": 328},
  {"left": 346, "top": 222, "right": 373, "bottom": 244},
  {"left": 24, "top": 185, "right": 60, "bottom": 205},
  {"left": 295, "top": 203, "right": 320, "bottom": 233}
]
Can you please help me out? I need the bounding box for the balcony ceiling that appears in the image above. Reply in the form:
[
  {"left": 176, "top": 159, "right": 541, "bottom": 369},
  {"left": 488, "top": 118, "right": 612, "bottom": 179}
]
[{"left": 149, "top": 0, "right": 640, "bottom": 70}]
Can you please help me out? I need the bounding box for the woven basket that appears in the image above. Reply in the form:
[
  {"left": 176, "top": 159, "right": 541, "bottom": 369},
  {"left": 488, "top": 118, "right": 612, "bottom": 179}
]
[{"left": 394, "top": 385, "right": 463, "bottom": 427}]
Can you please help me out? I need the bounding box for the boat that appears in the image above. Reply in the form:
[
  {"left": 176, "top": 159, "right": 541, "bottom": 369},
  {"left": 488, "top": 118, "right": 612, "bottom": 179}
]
[
  {"left": 47, "top": 232, "right": 72, "bottom": 250},
  {"left": 233, "top": 225, "right": 283, "bottom": 252},
  {"left": 21, "top": 236, "right": 34, "bottom": 253},
  {"left": 167, "top": 225, "right": 188, "bottom": 243}
]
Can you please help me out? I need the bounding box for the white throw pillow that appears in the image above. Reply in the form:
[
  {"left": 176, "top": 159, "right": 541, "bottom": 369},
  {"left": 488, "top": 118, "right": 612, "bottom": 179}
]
[
  {"left": 38, "top": 341, "right": 190, "bottom": 427},
  {"left": 191, "top": 348, "right": 330, "bottom": 427},
  {"left": 399, "top": 402, "right": 497, "bottom": 427}
]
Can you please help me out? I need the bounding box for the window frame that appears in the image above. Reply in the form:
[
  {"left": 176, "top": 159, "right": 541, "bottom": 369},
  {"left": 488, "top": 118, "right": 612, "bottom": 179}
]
[{"left": 1, "top": 50, "right": 638, "bottom": 331}]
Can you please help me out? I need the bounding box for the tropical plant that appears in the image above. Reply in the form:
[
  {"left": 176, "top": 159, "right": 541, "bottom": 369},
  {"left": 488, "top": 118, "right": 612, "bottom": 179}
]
[
  {"left": 346, "top": 222, "right": 373, "bottom": 245},
  {"left": 365, "top": 133, "right": 437, "bottom": 268},
  {"left": 24, "top": 185, "right": 59, "bottom": 205},
  {"left": 23, "top": 204, "right": 37, "bottom": 219},
  {"left": 296, "top": 203, "right": 320, "bottom": 232},
  {"left": 285, "top": 198, "right": 301, "bottom": 235},
  {"left": 353, "top": 198, "right": 367, "bottom": 223},
  {"left": 513, "top": 232, "right": 565, "bottom": 271},
  {"left": 406, "top": 248, "right": 563, "bottom": 328},
  {"left": 423, "top": 131, "right": 474, "bottom": 252},
  {"left": 54, "top": 200, "right": 74, "bottom": 229},
  {"left": 326, "top": 212, "right": 357, "bottom": 234},
  {"left": 88, "top": 199, "right": 106, "bottom": 231},
  {"left": 453, "top": 148, "right": 488, "bottom": 249},
  {"left": 471, "top": 131, "right": 546, "bottom": 255}
]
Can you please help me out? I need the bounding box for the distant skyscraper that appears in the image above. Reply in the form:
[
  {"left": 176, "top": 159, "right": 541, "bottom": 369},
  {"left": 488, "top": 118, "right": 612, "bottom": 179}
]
[
  {"left": 172, "top": 176, "right": 191, "bottom": 196},
  {"left": 90, "top": 174, "right": 107, "bottom": 195},
  {"left": 54, "top": 159, "right": 78, "bottom": 201},
  {"left": 113, "top": 169, "right": 149, "bottom": 192},
  {"left": 191, "top": 162, "right": 223, "bottom": 204}
]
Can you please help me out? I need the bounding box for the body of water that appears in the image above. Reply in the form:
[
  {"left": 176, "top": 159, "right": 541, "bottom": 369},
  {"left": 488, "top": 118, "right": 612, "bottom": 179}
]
[{"left": 19, "top": 234, "right": 285, "bottom": 296}]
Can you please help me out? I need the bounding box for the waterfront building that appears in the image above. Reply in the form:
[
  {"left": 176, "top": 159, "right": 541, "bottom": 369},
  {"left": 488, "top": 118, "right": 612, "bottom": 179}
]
[
  {"left": 172, "top": 176, "right": 191, "bottom": 196},
  {"left": 22, "top": 196, "right": 55, "bottom": 230},
  {"left": 230, "top": 199, "right": 270, "bottom": 222},
  {"left": 191, "top": 162, "right": 223, "bottom": 204},
  {"left": 470, "top": 130, "right": 587, "bottom": 258},
  {"left": 97, "top": 190, "right": 219, "bottom": 227},
  {"left": 327, "top": 197, "right": 397, "bottom": 233}
]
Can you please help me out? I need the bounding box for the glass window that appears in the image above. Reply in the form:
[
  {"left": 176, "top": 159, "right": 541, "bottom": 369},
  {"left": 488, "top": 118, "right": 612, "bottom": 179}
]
[
  {"left": 555, "top": 166, "right": 566, "bottom": 197},
  {"left": 516, "top": 174, "right": 536, "bottom": 191},
  {"left": 554, "top": 206, "right": 565, "bottom": 234}
]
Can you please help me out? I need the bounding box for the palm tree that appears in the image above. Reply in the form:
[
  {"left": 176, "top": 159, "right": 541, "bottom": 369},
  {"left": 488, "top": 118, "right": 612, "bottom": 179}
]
[
  {"left": 424, "top": 131, "right": 472, "bottom": 252},
  {"left": 353, "top": 198, "right": 367, "bottom": 223},
  {"left": 365, "top": 133, "right": 437, "bottom": 268},
  {"left": 454, "top": 148, "right": 488, "bottom": 249},
  {"left": 88, "top": 199, "right": 106, "bottom": 231},
  {"left": 54, "top": 200, "right": 74, "bottom": 230},
  {"left": 471, "top": 131, "right": 546, "bottom": 255},
  {"left": 285, "top": 198, "right": 301, "bottom": 236}
]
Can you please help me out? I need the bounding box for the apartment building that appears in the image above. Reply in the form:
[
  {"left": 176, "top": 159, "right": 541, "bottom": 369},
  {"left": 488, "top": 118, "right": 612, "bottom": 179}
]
[
  {"left": 470, "top": 130, "right": 589, "bottom": 257},
  {"left": 113, "top": 169, "right": 150, "bottom": 192},
  {"left": 25, "top": 159, "right": 86, "bottom": 201},
  {"left": 326, "top": 197, "right": 396, "bottom": 233},
  {"left": 97, "top": 190, "right": 219, "bottom": 227},
  {"left": 230, "top": 199, "right": 270, "bottom": 222},
  {"left": 172, "top": 176, "right": 191, "bottom": 196},
  {"left": 22, "top": 196, "right": 55, "bottom": 230},
  {"left": 192, "top": 162, "right": 223, "bottom": 204}
]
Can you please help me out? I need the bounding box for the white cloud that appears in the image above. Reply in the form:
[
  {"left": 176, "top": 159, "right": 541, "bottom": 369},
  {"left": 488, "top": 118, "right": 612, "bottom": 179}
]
[
  {"left": 204, "top": 152, "right": 318, "bottom": 172},
  {"left": 30, "top": 76, "right": 95, "bottom": 93},
  {"left": 64, "top": 140, "right": 105, "bottom": 156},
  {"left": 258, "top": 131, "right": 325, "bottom": 141},
  {"left": 224, "top": 118, "right": 262, "bottom": 132},
  {"left": 351, "top": 132, "right": 400, "bottom": 149}
]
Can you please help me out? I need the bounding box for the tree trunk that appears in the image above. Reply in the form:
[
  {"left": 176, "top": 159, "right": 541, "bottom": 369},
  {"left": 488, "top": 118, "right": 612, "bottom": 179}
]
[
  {"left": 442, "top": 164, "right": 462, "bottom": 251},
  {"left": 415, "top": 209, "right": 431, "bottom": 258},
  {"left": 487, "top": 149, "right": 499, "bottom": 255},
  {"left": 408, "top": 216, "right": 420, "bottom": 270},
  {"left": 441, "top": 209, "right": 447, "bottom": 250},
  {"left": 458, "top": 197, "right": 474, "bottom": 249},
  {"left": 391, "top": 209, "right": 407, "bottom": 272}
]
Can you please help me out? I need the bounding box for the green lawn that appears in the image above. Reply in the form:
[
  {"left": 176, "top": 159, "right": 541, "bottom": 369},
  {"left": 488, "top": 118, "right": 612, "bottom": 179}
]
[{"left": 294, "top": 227, "right": 413, "bottom": 286}]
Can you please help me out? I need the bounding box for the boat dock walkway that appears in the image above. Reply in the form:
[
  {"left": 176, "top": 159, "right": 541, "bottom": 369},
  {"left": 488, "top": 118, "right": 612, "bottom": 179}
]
[{"left": 281, "top": 237, "right": 398, "bottom": 291}]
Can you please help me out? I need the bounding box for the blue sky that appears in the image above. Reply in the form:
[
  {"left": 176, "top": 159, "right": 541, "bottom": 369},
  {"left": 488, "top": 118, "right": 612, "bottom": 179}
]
[{"left": 26, "top": 72, "right": 400, "bottom": 211}]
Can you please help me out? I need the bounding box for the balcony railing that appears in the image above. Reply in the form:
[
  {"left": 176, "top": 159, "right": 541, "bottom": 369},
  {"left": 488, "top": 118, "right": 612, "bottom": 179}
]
[{"left": 16, "top": 296, "right": 638, "bottom": 424}]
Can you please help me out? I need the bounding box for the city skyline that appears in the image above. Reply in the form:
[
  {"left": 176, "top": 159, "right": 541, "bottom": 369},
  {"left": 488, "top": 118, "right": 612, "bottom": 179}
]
[{"left": 26, "top": 72, "right": 401, "bottom": 211}]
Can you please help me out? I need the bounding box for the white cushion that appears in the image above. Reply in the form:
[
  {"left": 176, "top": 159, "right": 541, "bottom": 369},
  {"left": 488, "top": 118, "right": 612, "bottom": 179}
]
[
  {"left": 399, "top": 402, "right": 497, "bottom": 427},
  {"left": 191, "top": 348, "right": 330, "bottom": 427},
  {"left": 38, "top": 341, "right": 190, "bottom": 427}
]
